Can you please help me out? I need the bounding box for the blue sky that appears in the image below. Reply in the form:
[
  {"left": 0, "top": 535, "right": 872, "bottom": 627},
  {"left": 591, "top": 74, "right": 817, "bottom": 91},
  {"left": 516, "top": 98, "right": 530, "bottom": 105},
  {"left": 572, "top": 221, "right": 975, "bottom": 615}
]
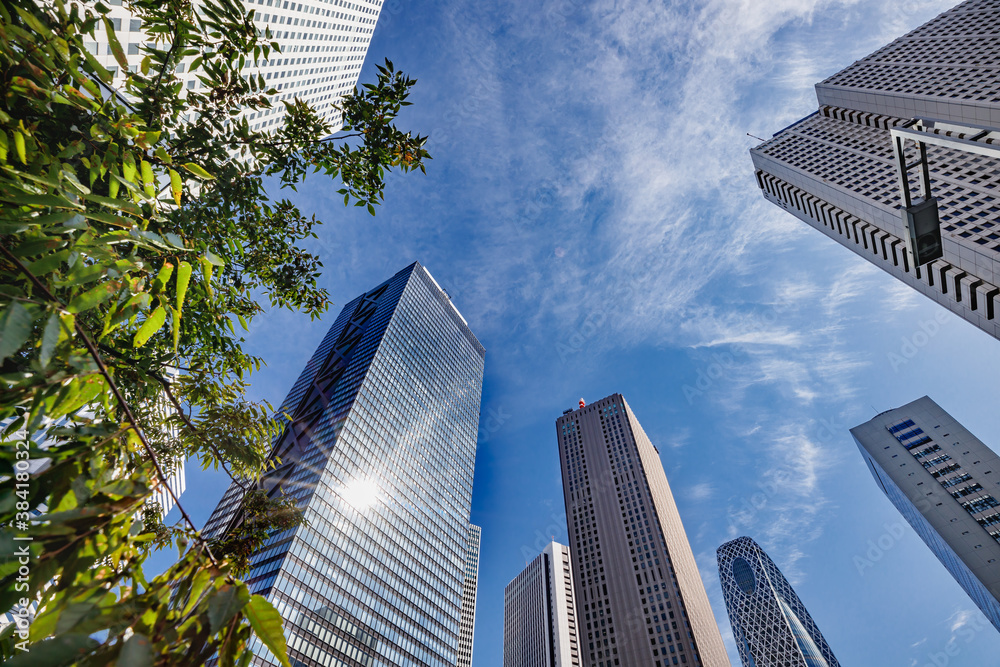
[{"left": 160, "top": 0, "right": 1000, "bottom": 664}]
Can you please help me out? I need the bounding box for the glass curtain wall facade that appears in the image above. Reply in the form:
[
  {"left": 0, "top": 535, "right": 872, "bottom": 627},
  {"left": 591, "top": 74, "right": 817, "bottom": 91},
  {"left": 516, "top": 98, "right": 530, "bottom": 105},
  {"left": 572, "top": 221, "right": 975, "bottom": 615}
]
[
  {"left": 557, "top": 394, "right": 731, "bottom": 667},
  {"left": 203, "top": 262, "right": 485, "bottom": 667},
  {"left": 717, "top": 537, "right": 839, "bottom": 667},
  {"left": 851, "top": 396, "right": 1000, "bottom": 631}
]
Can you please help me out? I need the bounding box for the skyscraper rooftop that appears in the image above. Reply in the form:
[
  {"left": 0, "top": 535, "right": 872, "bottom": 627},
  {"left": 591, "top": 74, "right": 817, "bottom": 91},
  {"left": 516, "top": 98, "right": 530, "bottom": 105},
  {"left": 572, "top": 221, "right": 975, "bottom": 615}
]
[
  {"left": 717, "top": 537, "right": 840, "bottom": 667},
  {"left": 203, "top": 262, "right": 485, "bottom": 666}
]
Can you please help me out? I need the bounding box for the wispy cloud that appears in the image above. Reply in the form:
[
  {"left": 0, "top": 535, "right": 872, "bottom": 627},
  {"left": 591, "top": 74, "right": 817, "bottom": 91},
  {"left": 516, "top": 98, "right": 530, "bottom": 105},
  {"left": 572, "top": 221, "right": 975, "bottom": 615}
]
[{"left": 689, "top": 482, "right": 716, "bottom": 502}]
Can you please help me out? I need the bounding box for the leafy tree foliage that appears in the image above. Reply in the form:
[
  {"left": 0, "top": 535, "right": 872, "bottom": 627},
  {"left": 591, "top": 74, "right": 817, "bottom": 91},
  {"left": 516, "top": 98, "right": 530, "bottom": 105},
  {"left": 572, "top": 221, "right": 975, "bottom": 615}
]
[{"left": 0, "top": 0, "right": 428, "bottom": 663}]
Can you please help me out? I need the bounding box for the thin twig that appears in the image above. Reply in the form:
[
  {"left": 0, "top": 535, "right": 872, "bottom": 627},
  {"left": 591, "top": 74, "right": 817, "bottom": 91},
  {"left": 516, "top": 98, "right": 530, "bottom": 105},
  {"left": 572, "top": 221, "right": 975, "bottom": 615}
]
[
  {"left": 0, "top": 244, "right": 218, "bottom": 567},
  {"left": 94, "top": 341, "right": 250, "bottom": 491},
  {"left": 154, "top": 375, "right": 252, "bottom": 492}
]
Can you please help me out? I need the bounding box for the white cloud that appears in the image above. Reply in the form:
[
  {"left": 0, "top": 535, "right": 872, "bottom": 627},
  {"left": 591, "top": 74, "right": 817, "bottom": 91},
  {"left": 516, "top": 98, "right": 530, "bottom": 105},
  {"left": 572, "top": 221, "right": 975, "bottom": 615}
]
[{"left": 689, "top": 482, "right": 716, "bottom": 501}]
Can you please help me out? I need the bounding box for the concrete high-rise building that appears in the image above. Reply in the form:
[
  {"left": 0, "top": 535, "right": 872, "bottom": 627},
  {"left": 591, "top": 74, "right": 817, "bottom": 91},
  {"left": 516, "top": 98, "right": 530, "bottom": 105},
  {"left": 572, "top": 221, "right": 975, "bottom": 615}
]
[
  {"left": 852, "top": 396, "right": 1000, "bottom": 631},
  {"left": 557, "top": 394, "right": 730, "bottom": 667},
  {"left": 717, "top": 537, "right": 840, "bottom": 667},
  {"left": 751, "top": 0, "right": 1000, "bottom": 341},
  {"left": 503, "top": 541, "right": 581, "bottom": 667},
  {"left": 93, "top": 0, "right": 384, "bottom": 131},
  {"left": 456, "top": 524, "right": 482, "bottom": 667},
  {"left": 203, "top": 262, "right": 485, "bottom": 666}
]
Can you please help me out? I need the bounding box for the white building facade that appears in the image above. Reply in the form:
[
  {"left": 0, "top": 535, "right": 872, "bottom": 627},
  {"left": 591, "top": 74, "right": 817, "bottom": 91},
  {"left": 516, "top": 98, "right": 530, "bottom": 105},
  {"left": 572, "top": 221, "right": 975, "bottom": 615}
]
[
  {"left": 91, "top": 0, "right": 384, "bottom": 131},
  {"left": 456, "top": 524, "right": 481, "bottom": 667},
  {"left": 851, "top": 396, "right": 1000, "bottom": 632},
  {"left": 503, "top": 541, "right": 582, "bottom": 667}
]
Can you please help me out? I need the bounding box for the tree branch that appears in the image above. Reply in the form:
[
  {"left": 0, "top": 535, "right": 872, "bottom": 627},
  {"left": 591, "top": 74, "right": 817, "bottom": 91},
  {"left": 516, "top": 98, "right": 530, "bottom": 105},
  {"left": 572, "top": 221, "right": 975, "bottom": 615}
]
[{"left": 0, "top": 243, "right": 219, "bottom": 567}]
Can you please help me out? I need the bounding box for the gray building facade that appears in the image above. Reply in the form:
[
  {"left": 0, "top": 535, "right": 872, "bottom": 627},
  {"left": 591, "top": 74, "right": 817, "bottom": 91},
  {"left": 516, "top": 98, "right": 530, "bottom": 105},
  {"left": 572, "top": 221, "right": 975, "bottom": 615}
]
[
  {"left": 203, "top": 262, "right": 485, "bottom": 666},
  {"left": 456, "top": 524, "right": 482, "bottom": 667},
  {"left": 503, "top": 541, "right": 582, "bottom": 667},
  {"left": 751, "top": 0, "right": 1000, "bottom": 341},
  {"left": 851, "top": 396, "right": 1000, "bottom": 631},
  {"left": 557, "top": 394, "right": 730, "bottom": 667},
  {"left": 717, "top": 537, "right": 839, "bottom": 667}
]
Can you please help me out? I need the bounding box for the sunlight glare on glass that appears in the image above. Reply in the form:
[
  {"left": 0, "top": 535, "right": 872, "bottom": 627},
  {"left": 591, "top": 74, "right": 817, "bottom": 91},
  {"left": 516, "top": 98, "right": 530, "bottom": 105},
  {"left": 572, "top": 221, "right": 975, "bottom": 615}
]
[{"left": 341, "top": 478, "right": 380, "bottom": 511}]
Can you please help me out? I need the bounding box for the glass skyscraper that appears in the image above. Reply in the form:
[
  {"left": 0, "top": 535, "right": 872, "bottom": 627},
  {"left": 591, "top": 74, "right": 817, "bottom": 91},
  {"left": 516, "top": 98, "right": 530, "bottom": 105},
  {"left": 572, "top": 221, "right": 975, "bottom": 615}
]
[
  {"left": 717, "top": 537, "right": 839, "bottom": 667},
  {"left": 851, "top": 396, "right": 1000, "bottom": 632},
  {"left": 203, "top": 262, "right": 485, "bottom": 667}
]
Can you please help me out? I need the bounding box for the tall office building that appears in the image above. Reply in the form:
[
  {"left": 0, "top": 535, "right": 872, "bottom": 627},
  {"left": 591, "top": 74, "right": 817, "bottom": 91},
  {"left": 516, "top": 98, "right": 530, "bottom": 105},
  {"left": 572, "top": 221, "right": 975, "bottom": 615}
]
[
  {"left": 557, "top": 394, "right": 730, "bottom": 667},
  {"left": 203, "top": 262, "right": 485, "bottom": 666},
  {"left": 717, "top": 537, "right": 839, "bottom": 667},
  {"left": 503, "top": 541, "right": 581, "bottom": 667},
  {"left": 751, "top": 0, "right": 1000, "bottom": 341},
  {"left": 456, "top": 524, "right": 482, "bottom": 667},
  {"left": 92, "top": 0, "right": 384, "bottom": 131},
  {"left": 851, "top": 396, "right": 1000, "bottom": 631}
]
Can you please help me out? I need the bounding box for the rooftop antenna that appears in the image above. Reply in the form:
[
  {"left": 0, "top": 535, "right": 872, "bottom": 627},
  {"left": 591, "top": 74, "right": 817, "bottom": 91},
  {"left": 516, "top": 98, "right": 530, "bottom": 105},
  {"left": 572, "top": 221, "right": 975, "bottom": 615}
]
[{"left": 747, "top": 132, "right": 767, "bottom": 142}]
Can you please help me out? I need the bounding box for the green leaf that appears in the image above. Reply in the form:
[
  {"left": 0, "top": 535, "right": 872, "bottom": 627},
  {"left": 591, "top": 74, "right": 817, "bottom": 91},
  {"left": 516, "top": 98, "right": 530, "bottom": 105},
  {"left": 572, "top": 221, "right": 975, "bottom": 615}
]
[
  {"left": 118, "top": 632, "right": 153, "bottom": 667},
  {"left": 67, "top": 281, "right": 120, "bottom": 313},
  {"left": 0, "top": 301, "right": 32, "bottom": 363},
  {"left": 3, "top": 634, "right": 98, "bottom": 667},
  {"left": 141, "top": 160, "right": 155, "bottom": 198},
  {"left": 12, "top": 130, "right": 25, "bottom": 164},
  {"left": 27, "top": 249, "right": 70, "bottom": 276},
  {"left": 172, "top": 306, "right": 181, "bottom": 351},
  {"left": 151, "top": 262, "right": 174, "bottom": 293},
  {"left": 169, "top": 169, "right": 182, "bottom": 206},
  {"left": 122, "top": 151, "right": 137, "bottom": 183},
  {"left": 182, "top": 162, "right": 215, "bottom": 180},
  {"left": 134, "top": 306, "right": 166, "bottom": 348},
  {"left": 102, "top": 16, "right": 128, "bottom": 69},
  {"left": 207, "top": 584, "right": 249, "bottom": 635},
  {"left": 0, "top": 192, "right": 81, "bottom": 209},
  {"left": 39, "top": 310, "right": 60, "bottom": 368},
  {"left": 15, "top": 6, "right": 53, "bottom": 38},
  {"left": 50, "top": 375, "right": 105, "bottom": 419},
  {"left": 203, "top": 251, "right": 225, "bottom": 267},
  {"left": 175, "top": 261, "right": 192, "bottom": 311},
  {"left": 54, "top": 601, "right": 98, "bottom": 634},
  {"left": 245, "top": 595, "right": 290, "bottom": 667}
]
